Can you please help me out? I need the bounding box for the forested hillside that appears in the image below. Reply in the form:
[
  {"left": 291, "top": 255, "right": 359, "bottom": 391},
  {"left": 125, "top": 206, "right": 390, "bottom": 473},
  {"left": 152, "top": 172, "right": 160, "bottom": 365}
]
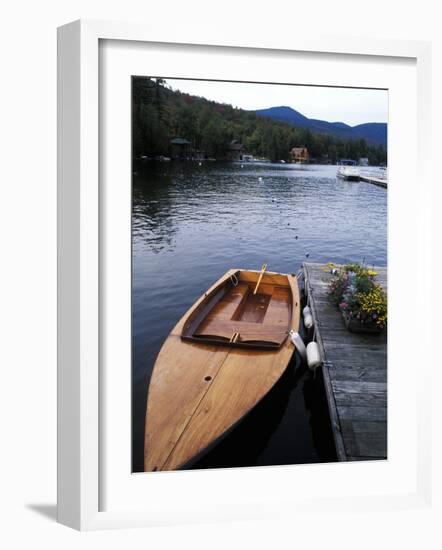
[{"left": 133, "top": 77, "right": 387, "bottom": 164}]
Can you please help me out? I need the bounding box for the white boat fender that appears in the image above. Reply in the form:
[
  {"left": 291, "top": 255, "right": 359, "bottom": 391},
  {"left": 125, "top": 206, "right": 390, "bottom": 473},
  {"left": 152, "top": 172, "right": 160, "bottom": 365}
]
[
  {"left": 306, "top": 341, "right": 322, "bottom": 371},
  {"left": 303, "top": 306, "right": 314, "bottom": 329},
  {"left": 289, "top": 331, "right": 307, "bottom": 363}
]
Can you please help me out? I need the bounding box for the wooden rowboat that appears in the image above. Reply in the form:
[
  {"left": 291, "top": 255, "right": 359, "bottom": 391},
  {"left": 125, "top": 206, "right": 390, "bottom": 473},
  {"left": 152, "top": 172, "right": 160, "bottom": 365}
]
[{"left": 144, "top": 268, "right": 300, "bottom": 472}]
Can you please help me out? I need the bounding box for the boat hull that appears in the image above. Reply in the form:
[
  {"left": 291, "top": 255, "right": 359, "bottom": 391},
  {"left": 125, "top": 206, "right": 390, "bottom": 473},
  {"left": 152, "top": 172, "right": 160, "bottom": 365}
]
[{"left": 144, "top": 269, "right": 300, "bottom": 472}]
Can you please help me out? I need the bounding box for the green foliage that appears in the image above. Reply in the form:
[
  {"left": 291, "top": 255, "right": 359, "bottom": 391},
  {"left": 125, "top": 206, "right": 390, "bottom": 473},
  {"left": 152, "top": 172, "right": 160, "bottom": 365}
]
[{"left": 132, "top": 77, "right": 387, "bottom": 164}]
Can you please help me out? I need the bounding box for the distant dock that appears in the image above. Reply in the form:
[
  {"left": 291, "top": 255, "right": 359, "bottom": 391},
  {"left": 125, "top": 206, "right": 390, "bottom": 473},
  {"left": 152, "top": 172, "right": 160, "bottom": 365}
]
[
  {"left": 303, "top": 263, "right": 387, "bottom": 461},
  {"left": 337, "top": 167, "right": 387, "bottom": 188},
  {"left": 359, "top": 174, "right": 387, "bottom": 188}
]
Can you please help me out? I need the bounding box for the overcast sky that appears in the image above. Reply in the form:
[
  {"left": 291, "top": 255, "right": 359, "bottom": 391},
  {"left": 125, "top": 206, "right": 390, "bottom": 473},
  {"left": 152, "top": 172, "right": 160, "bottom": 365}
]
[{"left": 163, "top": 78, "right": 388, "bottom": 127}]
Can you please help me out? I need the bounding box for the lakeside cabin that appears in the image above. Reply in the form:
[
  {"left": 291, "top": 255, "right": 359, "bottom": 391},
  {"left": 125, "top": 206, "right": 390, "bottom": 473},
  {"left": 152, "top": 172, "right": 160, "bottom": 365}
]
[
  {"left": 227, "top": 139, "right": 246, "bottom": 161},
  {"left": 170, "top": 138, "right": 207, "bottom": 161},
  {"left": 170, "top": 137, "right": 191, "bottom": 160},
  {"left": 290, "top": 147, "right": 309, "bottom": 163}
]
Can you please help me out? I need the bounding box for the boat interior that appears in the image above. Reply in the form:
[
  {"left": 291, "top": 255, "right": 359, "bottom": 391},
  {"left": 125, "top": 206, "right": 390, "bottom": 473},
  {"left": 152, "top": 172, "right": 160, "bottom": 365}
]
[{"left": 181, "top": 270, "right": 294, "bottom": 349}]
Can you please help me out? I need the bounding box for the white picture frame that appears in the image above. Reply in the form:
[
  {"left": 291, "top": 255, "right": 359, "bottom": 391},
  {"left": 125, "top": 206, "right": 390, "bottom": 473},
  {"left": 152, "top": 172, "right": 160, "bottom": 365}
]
[{"left": 57, "top": 19, "right": 433, "bottom": 531}]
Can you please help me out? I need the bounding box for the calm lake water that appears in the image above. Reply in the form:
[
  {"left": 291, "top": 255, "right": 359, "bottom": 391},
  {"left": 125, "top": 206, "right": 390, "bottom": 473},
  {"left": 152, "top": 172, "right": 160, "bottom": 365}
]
[{"left": 132, "top": 161, "right": 387, "bottom": 472}]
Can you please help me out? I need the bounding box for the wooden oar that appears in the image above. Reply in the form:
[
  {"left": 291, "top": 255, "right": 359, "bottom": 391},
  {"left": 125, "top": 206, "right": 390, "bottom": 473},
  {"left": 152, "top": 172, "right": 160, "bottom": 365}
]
[{"left": 253, "top": 263, "right": 267, "bottom": 295}]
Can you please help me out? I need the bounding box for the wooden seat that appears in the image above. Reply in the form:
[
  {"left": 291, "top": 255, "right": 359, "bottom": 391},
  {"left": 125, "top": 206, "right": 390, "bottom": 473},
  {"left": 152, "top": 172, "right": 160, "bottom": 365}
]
[
  {"left": 262, "top": 286, "right": 291, "bottom": 327},
  {"left": 195, "top": 319, "right": 286, "bottom": 342}
]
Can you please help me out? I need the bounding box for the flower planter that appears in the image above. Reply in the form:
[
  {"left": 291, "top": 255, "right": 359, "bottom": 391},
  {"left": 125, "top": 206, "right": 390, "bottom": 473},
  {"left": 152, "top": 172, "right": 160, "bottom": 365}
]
[
  {"left": 340, "top": 309, "right": 384, "bottom": 334},
  {"left": 328, "top": 264, "right": 387, "bottom": 334}
]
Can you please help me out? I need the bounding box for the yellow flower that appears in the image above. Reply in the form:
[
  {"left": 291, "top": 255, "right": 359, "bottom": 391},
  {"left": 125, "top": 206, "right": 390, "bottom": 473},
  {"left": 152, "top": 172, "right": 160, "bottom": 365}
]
[{"left": 356, "top": 284, "right": 387, "bottom": 327}]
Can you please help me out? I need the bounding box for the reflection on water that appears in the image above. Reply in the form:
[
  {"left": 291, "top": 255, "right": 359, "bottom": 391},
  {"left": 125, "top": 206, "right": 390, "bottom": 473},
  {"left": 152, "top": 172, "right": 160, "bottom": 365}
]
[{"left": 132, "top": 161, "right": 387, "bottom": 472}]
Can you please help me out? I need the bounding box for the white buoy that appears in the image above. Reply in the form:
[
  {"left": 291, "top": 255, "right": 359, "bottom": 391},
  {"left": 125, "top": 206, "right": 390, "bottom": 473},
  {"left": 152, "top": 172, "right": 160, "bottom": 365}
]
[
  {"left": 306, "top": 341, "right": 322, "bottom": 371},
  {"left": 303, "top": 305, "right": 314, "bottom": 329},
  {"left": 289, "top": 331, "right": 307, "bottom": 363},
  {"left": 198, "top": 162, "right": 202, "bottom": 166},
  {"left": 259, "top": 177, "right": 263, "bottom": 181}
]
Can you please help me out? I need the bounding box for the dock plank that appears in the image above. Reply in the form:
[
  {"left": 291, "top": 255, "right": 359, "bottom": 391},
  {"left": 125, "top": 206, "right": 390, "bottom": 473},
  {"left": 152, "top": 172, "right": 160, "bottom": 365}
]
[{"left": 303, "top": 262, "right": 387, "bottom": 461}]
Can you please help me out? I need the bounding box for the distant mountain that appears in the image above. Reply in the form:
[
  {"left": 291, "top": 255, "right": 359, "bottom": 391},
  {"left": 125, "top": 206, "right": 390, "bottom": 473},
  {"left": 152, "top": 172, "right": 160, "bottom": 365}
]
[
  {"left": 256, "top": 105, "right": 310, "bottom": 127},
  {"left": 255, "top": 106, "right": 387, "bottom": 147},
  {"left": 352, "top": 123, "right": 387, "bottom": 147}
]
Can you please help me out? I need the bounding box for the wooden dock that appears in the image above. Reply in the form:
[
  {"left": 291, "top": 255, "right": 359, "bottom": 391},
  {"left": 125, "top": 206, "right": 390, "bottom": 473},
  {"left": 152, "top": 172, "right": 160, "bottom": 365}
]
[
  {"left": 359, "top": 175, "right": 387, "bottom": 188},
  {"left": 303, "top": 263, "right": 387, "bottom": 461}
]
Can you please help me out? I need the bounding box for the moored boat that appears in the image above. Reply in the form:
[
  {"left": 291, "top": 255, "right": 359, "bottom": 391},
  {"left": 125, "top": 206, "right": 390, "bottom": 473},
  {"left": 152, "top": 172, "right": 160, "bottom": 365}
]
[
  {"left": 144, "top": 267, "right": 300, "bottom": 471},
  {"left": 337, "top": 166, "right": 360, "bottom": 181}
]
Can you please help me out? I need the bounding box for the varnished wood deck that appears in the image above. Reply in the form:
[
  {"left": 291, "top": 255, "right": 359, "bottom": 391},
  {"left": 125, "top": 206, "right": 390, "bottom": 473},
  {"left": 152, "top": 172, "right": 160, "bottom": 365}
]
[{"left": 303, "top": 263, "right": 387, "bottom": 461}]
